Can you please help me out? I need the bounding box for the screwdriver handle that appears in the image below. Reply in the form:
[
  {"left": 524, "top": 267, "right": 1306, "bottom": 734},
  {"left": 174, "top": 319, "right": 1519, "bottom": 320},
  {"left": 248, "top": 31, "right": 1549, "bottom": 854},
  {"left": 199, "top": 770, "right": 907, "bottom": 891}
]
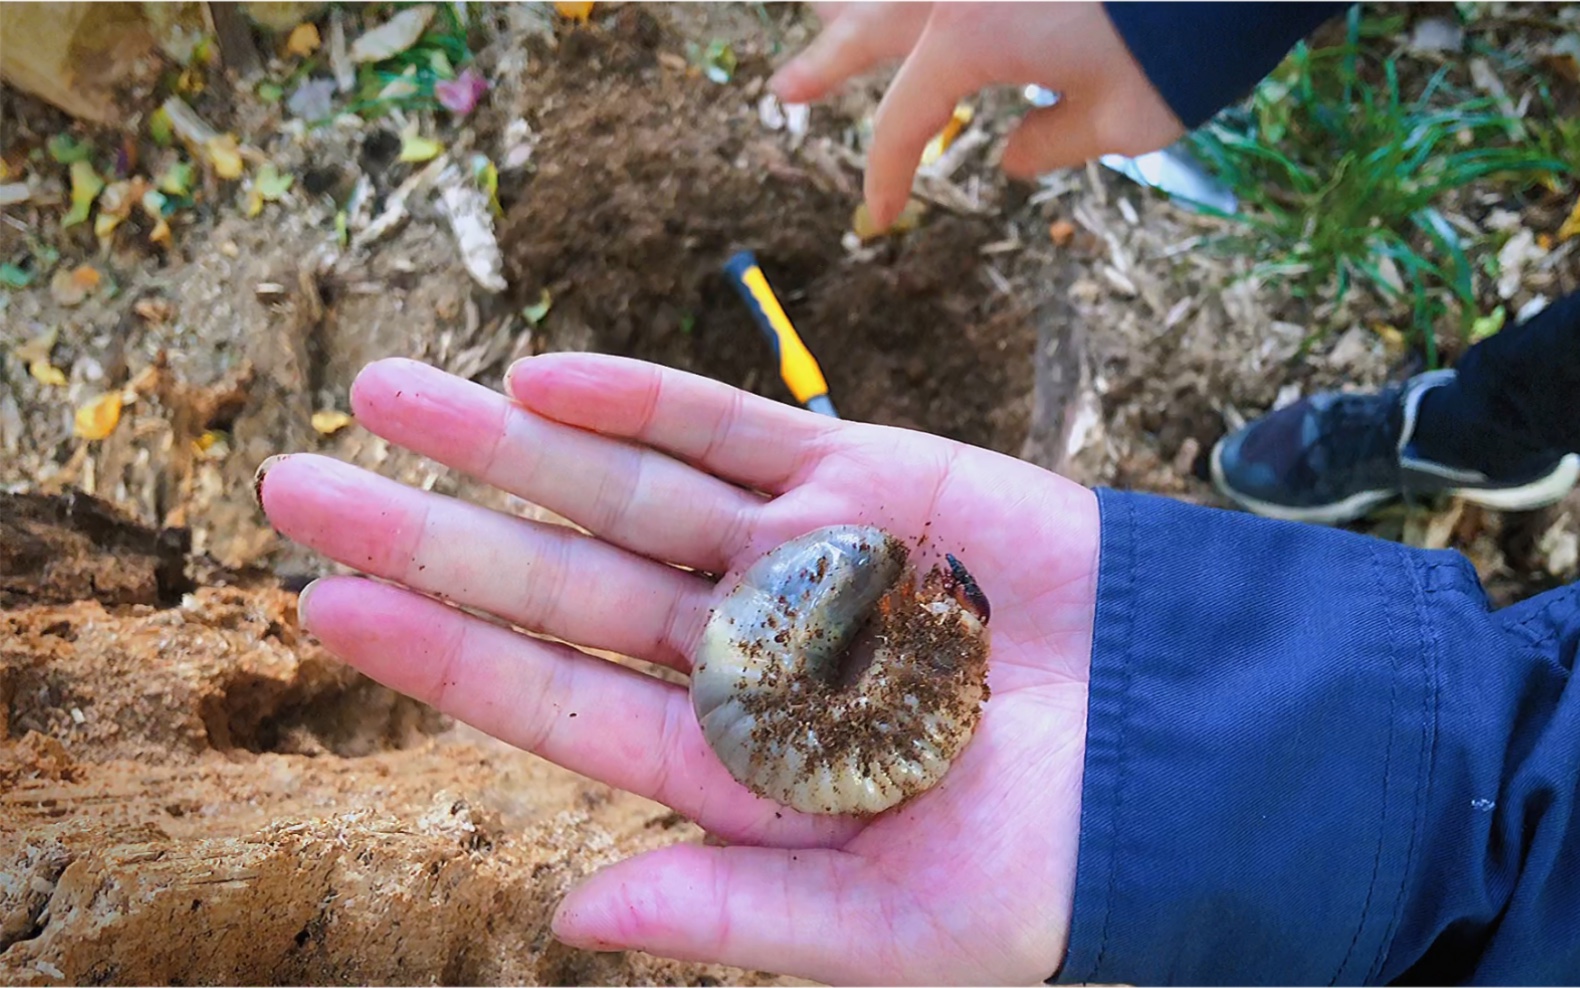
[{"left": 722, "top": 250, "right": 838, "bottom": 418}]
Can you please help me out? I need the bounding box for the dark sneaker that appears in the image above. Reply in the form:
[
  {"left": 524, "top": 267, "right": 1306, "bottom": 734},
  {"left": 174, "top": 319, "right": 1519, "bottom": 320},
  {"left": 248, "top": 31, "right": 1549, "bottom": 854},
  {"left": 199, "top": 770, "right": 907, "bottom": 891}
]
[{"left": 1211, "top": 369, "right": 1580, "bottom": 525}]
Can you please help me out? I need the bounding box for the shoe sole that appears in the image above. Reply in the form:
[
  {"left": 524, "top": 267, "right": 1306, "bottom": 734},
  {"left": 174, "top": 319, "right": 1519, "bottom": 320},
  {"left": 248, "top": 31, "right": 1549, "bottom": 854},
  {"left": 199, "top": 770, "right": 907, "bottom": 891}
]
[
  {"left": 1440, "top": 452, "right": 1580, "bottom": 512},
  {"left": 1209, "top": 443, "right": 1580, "bottom": 526}
]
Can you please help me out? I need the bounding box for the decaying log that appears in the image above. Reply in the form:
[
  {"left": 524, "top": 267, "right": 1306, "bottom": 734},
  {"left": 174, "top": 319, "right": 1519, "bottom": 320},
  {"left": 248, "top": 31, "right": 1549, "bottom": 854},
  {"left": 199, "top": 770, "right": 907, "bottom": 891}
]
[{"left": 0, "top": 490, "right": 192, "bottom": 608}]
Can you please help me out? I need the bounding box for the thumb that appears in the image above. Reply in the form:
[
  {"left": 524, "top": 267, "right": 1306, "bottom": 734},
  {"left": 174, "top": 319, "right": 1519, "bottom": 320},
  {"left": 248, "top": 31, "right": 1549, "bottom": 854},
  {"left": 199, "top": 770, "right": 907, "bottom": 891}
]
[{"left": 552, "top": 843, "right": 899, "bottom": 984}]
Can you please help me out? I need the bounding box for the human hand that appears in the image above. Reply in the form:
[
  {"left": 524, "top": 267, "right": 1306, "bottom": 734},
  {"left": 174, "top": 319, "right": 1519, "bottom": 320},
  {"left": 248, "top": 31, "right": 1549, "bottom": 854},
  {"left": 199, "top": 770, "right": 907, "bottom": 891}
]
[
  {"left": 770, "top": 1, "right": 1185, "bottom": 230},
  {"left": 255, "top": 354, "right": 1099, "bottom": 985}
]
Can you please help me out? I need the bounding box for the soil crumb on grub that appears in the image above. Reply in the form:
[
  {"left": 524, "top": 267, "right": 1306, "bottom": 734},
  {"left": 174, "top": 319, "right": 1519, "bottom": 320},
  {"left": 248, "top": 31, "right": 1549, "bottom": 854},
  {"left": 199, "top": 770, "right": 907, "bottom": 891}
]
[{"left": 737, "top": 553, "right": 991, "bottom": 814}]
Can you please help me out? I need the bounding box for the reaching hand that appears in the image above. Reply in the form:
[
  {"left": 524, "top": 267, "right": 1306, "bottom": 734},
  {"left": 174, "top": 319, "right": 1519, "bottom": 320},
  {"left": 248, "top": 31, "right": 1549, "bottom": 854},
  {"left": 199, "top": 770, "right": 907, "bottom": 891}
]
[
  {"left": 770, "top": 1, "right": 1185, "bottom": 231},
  {"left": 256, "top": 354, "right": 1099, "bottom": 985}
]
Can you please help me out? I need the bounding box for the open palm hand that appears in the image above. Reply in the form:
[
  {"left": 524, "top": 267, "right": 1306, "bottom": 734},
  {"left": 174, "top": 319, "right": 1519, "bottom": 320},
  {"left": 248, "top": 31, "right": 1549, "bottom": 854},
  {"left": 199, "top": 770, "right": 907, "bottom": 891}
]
[{"left": 257, "top": 355, "right": 1099, "bottom": 985}]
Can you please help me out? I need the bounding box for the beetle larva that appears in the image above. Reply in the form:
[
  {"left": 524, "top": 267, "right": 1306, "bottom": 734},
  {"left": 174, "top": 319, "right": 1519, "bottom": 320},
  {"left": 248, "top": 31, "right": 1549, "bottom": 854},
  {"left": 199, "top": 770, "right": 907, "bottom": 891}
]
[{"left": 690, "top": 524, "right": 992, "bottom": 816}]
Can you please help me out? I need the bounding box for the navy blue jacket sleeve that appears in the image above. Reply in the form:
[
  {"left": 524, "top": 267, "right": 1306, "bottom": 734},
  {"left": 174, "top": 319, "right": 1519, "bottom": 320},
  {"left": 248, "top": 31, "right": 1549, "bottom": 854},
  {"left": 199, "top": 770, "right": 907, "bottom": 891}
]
[
  {"left": 1101, "top": 2, "right": 1350, "bottom": 128},
  {"left": 1058, "top": 489, "right": 1580, "bottom": 984}
]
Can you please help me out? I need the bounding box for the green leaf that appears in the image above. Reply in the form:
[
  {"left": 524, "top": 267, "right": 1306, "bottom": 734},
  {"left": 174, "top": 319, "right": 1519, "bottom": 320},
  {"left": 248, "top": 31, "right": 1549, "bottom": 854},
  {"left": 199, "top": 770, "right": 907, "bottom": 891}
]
[
  {"left": 1469, "top": 306, "right": 1506, "bottom": 342},
  {"left": 522, "top": 289, "right": 552, "bottom": 325},
  {"left": 47, "top": 134, "right": 93, "bottom": 164},
  {"left": 258, "top": 81, "right": 284, "bottom": 103},
  {"left": 149, "top": 107, "right": 174, "bottom": 147},
  {"left": 157, "top": 160, "right": 196, "bottom": 196},
  {"left": 699, "top": 39, "right": 736, "bottom": 84},
  {"left": 0, "top": 263, "right": 33, "bottom": 289},
  {"left": 470, "top": 153, "right": 499, "bottom": 214},
  {"left": 255, "top": 163, "right": 293, "bottom": 201}
]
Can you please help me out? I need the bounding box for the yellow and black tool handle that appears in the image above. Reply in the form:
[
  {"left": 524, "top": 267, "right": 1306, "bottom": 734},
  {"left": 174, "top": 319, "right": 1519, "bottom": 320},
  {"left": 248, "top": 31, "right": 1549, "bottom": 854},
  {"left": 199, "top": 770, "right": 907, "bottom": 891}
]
[{"left": 722, "top": 250, "right": 838, "bottom": 418}]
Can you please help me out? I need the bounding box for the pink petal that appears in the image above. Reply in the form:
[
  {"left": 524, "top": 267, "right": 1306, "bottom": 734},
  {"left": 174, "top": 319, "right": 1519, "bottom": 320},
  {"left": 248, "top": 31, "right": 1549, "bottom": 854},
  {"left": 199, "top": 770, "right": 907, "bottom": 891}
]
[{"left": 437, "top": 69, "right": 490, "bottom": 116}]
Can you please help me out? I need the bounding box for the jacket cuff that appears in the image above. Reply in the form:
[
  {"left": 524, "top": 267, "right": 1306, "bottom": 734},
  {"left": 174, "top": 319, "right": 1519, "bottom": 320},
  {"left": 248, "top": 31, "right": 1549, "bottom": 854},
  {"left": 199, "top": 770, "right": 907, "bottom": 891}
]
[
  {"left": 1058, "top": 489, "right": 1447, "bottom": 984},
  {"left": 1102, "top": 2, "right": 1349, "bottom": 128}
]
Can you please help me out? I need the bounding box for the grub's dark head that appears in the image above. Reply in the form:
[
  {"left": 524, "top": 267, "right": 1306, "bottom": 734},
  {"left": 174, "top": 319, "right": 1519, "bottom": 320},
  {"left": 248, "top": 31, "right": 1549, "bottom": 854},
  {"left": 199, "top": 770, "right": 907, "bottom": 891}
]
[{"left": 944, "top": 553, "right": 990, "bottom": 624}]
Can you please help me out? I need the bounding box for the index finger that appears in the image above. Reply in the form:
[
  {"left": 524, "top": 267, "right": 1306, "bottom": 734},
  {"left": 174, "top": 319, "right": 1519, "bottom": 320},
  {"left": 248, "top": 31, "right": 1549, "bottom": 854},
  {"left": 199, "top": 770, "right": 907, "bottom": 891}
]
[{"left": 768, "top": 2, "right": 930, "bottom": 104}]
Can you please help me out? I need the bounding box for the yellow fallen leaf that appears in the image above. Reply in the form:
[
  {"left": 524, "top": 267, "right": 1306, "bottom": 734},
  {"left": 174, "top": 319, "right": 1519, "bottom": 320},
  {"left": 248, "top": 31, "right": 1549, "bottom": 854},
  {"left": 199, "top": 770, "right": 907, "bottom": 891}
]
[
  {"left": 205, "top": 134, "right": 245, "bottom": 179},
  {"left": 94, "top": 211, "right": 121, "bottom": 240},
  {"left": 1559, "top": 195, "right": 1580, "bottom": 242},
  {"left": 178, "top": 64, "right": 207, "bottom": 96},
  {"left": 94, "top": 178, "right": 145, "bottom": 240},
  {"left": 141, "top": 189, "right": 173, "bottom": 246},
  {"left": 73, "top": 392, "right": 123, "bottom": 440},
  {"left": 397, "top": 127, "right": 443, "bottom": 163},
  {"left": 29, "top": 360, "right": 68, "bottom": 387},
  {"left": 851, "top": 198, "right": 925, "bottom": 241},
  {"left": 192, "top": 430, "right": 229, "bottom": 459},
  {"left": 312, "top": 409, "right": 353, "bottom": 434},
  {"left": 851, "top": 202, "right": 883, "bottom": 240},
  {"left": 920, "top": 103, "right": 974, "bottom": 167},
  {"left": 62, "top": 159, "right": 105, "bottom": 228},
  {"left": 1370, "top": 321, "right": 1407, "bottom": 353},
  {"left": 555, "top": 2, "right": 594, "bottom": 21},
  {"left": 285, "top": 21, "right": 321, "bottom": 56}
]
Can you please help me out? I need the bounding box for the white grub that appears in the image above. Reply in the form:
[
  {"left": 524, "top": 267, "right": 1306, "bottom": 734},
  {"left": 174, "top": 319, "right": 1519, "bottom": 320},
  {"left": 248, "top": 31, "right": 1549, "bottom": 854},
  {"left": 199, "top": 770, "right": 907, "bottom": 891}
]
[{"left": 690, "top": 525, "right": 991, "bottom": 816}]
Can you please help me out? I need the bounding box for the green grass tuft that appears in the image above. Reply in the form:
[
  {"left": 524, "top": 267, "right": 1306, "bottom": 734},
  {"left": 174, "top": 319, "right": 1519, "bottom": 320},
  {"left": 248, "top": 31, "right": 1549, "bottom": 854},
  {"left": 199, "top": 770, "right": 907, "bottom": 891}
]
[{"left": 1186, "top": 7, "right": 1570, "bottom": 363}]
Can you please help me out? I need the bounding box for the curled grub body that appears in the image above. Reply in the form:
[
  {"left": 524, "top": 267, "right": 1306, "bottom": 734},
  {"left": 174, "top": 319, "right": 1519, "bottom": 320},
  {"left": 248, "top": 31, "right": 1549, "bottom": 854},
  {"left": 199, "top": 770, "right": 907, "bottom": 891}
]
[{"left": 690, "top": 525, "right": 991, "bottom": 816}]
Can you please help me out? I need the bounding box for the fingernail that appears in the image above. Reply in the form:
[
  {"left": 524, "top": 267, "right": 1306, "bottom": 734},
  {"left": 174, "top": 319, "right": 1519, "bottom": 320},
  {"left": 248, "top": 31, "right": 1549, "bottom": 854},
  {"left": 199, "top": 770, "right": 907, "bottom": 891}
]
[
  {"left": 550, "top": 914, "right": 621, "bottom": 952},
  {"left": 295, "top": 577, "right": 320, "bottom": 632},
  {"left": 503, "top": 357, "right": 535, "bottom": 400},
  {"left": 253, "top": 454, "right": 287, "bottom": 511}
]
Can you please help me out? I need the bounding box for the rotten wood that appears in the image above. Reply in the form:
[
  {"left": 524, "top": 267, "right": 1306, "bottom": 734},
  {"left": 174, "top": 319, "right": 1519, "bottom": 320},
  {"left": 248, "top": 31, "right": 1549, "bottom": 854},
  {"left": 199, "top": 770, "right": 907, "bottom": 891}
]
[
  {"left": 0, "top": 490, "right": 193, "bottom": 609},
  {"left": 207, "top": 1, "right": 264, "bottom": 79},
  {"left": 1018, "top": 258, "right": 1091, "bottom": 474}
]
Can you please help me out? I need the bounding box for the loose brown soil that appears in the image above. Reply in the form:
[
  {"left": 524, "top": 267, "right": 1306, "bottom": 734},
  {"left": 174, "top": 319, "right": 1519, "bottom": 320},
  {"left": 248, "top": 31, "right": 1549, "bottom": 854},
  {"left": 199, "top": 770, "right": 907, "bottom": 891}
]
[{"left": 499, "top": 9, "right": 1033, "bottom": 452}]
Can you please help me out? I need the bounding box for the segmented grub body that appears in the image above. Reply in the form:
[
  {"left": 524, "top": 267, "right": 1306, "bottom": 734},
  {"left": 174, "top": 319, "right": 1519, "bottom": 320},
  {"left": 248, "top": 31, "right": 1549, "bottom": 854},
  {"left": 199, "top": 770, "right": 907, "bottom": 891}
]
[{"left": 690, "top": 525, "right": 991, "bottom": 816}]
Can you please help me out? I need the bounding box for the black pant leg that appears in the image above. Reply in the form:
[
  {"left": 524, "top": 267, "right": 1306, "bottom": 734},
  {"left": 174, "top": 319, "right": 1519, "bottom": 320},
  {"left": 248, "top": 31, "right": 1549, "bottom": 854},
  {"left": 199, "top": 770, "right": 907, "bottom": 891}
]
[{"left": 1412, "top": 291, "right": 1580, "bottom": 471}]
